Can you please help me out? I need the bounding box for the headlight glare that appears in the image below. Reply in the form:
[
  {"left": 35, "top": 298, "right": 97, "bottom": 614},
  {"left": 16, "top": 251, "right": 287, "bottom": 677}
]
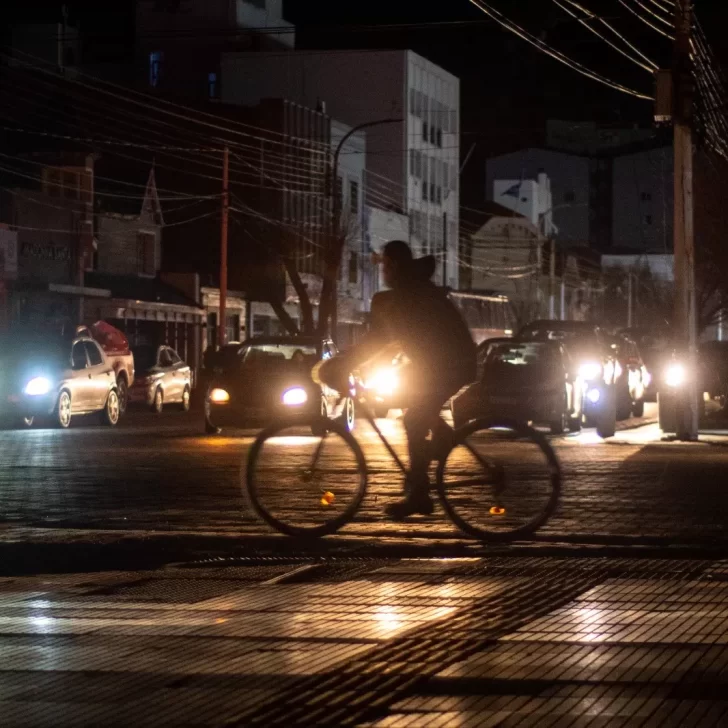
[
  {"left": 282, "top": 387, "right": 307, "bottom": 406},
  {"left": 579, "top": 361, "right": 602, "bottom": 381},
  {"left": 209, "top": 388, "right": 230, "bottom": 403},
  {"left": 366, "top": 367, "right": 398, "bottom": 396},
  {"left": 24, "top": 377, "right": 52, "bottom": 396},
  {"left": 665, "top": 363, "right": 685, "bottom": 388}
]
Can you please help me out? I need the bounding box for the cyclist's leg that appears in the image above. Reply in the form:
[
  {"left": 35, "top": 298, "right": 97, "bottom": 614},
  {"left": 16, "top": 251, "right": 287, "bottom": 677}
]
[{"left": 402, "top": 395, "right": 443, "bottom": 493}]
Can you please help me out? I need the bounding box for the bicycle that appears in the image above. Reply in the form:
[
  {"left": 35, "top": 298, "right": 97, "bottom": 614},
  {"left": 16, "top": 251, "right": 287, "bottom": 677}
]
[{"left": 243, "top": 387, "right": 562, "bottom": 542}]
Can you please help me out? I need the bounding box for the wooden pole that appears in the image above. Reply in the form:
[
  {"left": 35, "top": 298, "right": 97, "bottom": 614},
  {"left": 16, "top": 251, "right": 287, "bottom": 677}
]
[{"left": 218, "top": 146, "right": 229, "bottom": 348}]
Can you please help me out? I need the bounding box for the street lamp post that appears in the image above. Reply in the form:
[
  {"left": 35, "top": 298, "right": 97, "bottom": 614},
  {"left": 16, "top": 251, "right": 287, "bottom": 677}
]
[{"left": 326, "top": 118, "right": 402, "bottom": 340}]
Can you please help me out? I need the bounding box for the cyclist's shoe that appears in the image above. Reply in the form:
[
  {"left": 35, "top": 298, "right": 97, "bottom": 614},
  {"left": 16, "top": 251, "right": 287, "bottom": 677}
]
[{"left": 385, "top": 491, "right": 434, "bottom": 521}]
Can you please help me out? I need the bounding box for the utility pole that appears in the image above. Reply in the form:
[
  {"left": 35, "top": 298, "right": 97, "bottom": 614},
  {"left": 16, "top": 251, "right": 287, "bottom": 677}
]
[
  {"left": 549, "top": 238, "right": 556, "bottom": 319},
  {"left": 673, "top": 0, "right": 698, "bottom": 440},
  {"left": 442, "top": 211, "right": 447, "bottom": 287},
  {"left": 627, "top": 271, "right": 633, "bottom": 328},
  {"left": 218, "top": 146, "right": 229, "bottom": 348}
]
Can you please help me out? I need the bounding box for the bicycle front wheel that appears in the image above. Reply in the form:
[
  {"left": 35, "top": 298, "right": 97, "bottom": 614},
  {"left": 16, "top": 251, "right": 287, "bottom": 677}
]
[
  {"left": 436, "top": 418, "right": 561, "bottom": 542},
  {"left": 244, "top": 418, "right": 367, "bottom": 538}
]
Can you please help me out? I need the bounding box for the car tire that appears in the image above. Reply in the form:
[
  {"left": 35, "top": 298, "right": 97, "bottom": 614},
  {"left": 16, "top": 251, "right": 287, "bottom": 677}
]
[
  {"left": 100, "top": 390, "right": 121, "bottom": 427},
  {"left": 180, "top": 386, "right": 191, "bottom": 412},
  {"left": 567, "top": 413, "right": 581, "bottom": 433},
  {"left": 596, "top": 387, "right": 617, "bottom": 439},
  {"left": 337, "top": 396, "right": 355, "bottom": 432},
  {"left": 616, "top": 387, "right": 632, "bottom": 421},
  {"left": 151, "top": 387, "right": 163, "bottom": 414},
  {"left": 550, "top": 413, "right": 565, "bottom": 435},
  {"left": 55, "top": 390, "right": 72, "bottom": 429},
  {"left": 632, "top": 398, "right": 645, "bottom": 418},
  {"left": 116, "top": 375, "right": 128, "bottom": 416}
]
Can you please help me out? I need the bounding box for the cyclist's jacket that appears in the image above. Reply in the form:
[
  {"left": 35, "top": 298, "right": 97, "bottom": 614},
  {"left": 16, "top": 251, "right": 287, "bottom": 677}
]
[{"left": 349, "top": 257, "right": 477, "bottom": 395}]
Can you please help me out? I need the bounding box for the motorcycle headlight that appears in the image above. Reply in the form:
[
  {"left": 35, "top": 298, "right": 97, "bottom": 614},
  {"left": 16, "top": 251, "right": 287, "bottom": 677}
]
[
  {"left": 282, "top": 387, "right": 307, "bottom": 406},
  {"left": 579, "top": 361, "right": 602, "bottom": 381},
  {"left": 209, "top": 388, "right": 230, "bottom": 403},
  {"left": 24, "top": 377, "right": 52, "bottom": 396},
  {"left": 665, "top": 363, "right": 686, "bottom": 388}
]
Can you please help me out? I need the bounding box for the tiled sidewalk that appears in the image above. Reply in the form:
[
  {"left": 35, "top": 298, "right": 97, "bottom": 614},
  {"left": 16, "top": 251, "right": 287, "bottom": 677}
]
[{"left": 0, "top": 558, "right": 725, "bottom": 725}]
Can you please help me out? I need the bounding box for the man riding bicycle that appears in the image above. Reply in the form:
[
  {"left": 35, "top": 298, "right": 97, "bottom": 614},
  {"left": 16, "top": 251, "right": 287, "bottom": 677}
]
[{"left": 318, "top": 240, "right": 476, "bottom": 521}]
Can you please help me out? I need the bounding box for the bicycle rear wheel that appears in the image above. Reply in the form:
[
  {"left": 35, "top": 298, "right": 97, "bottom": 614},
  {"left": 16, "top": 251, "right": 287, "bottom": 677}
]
[
  {"left": 436, "top": 418, "right": 561, "bottom": 541},
  {"left": 244, "top": 417, "right": 367, "bottom": 538}
]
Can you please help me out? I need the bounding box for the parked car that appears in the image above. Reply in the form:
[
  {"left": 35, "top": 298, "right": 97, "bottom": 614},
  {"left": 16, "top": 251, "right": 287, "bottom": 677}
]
[
  {"left": 620, "top": 327, "right": 670, "bottom": 402},
  {"left": 518, "top": 320, "right": 617, "bottom": 438},
  {"left": 608, "top": 334, "right": 650, "bottom": 419},
  {"left": 699, "top": 340, "right": 728, "bottom": 411},
  {"left": 0, "top": 331, "right": 120, "bottom": 429},
  {"left": 451, "top": 339, "right": 582, "bottom": 434},
  {"left": 476, "top": 336, "right": 512, "bottom": 379},
  {"left": 129, "top": 345, "right": 192, "bottom": 413},
  {"left": 77, "top": 322, "right": 135, "bottom": 415},
  {"left": 204, "top": 336, "right": 354, "bottom": 434}
]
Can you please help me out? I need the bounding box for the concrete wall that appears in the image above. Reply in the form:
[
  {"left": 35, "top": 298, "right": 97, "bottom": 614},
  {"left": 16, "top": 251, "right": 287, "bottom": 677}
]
[
  {"left": 96, "top": 214, "right": 161, "bottom": 277},
  {"left": 612, "top": 146, "right": 672, "bottom": 252}
]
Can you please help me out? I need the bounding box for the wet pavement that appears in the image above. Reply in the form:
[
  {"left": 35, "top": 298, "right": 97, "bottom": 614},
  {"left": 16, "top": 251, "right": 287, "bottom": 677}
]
[{"left": 1, "top": 556, "right": 728, "bottom": 725}]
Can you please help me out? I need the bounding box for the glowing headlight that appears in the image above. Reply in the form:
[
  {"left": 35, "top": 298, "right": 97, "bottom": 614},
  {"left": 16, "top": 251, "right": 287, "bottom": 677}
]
[
  {"left": 665, "top": 363, "right": 686, "bottom": 388},
  {"left": 282, "top": 387, "right": 307, "bottom": 406},
  {"left": 579, "top": 361, "right": 602, "bottom": 381},
  {"left": 366, "top": 368, "right": 398, "bottom": 396},
  {"left": 586, "top": 388, "right": 601, "bottom": 404},
  {"left": 209, "top": 388, "right": 230, "bottom": 403},
  {"left": 24, "top": 377, "right": 52, "bottom": 396}
]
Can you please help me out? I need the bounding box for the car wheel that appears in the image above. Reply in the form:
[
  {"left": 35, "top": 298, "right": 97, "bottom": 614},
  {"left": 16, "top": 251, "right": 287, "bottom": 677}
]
[
  {"left": 549, "top": 412, "right": 565, "bottom": 435},
  {"left": 55, "top": 391, "right": 72, "bottom": 429},
  {"left": 151, "top": 387, "right": 163, "bottom": 414},
  {"left": 180, "top": 386, "right": 191, "bottom": 412},
  {"left": 101, "top": 390, "right": 120, "bottom": 427},
  {"left": 337, "top": 396, "right": 355, "bottom": 432},
  {"left": 567, "top": 413, "right": 581, "bottom": 433},
  {"left": 632, "top": 398, "right": 645, "bottom": 418},
  {"left": 596, "top": 387, "right": 617, "bottom": 439},
  {"left": 116, "top": 376, "right": 128, "bottom": 416}
]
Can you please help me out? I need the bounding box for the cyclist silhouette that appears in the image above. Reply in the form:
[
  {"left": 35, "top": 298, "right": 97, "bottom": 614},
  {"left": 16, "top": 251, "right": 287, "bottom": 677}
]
[{"left": 319, "top": 240, "right": 476, "bottom": 520}]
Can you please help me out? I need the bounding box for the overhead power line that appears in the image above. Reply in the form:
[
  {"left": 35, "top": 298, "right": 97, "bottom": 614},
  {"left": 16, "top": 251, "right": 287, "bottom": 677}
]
[{"left": 467, "top": 0, "right": 654, "bottom": 100}]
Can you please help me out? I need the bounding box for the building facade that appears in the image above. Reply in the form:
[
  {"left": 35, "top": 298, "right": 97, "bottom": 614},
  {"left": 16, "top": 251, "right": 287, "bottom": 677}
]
[{"left": 221, "top": 48, "right": 461, "bottom": 288}]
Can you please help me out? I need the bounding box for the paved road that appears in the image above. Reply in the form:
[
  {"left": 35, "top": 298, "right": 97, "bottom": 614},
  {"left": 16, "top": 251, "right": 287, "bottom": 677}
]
[
  {"left": 1, "top": 403, "right": 728, "bottom": 549},
  {"left": 1, "top": 555, "right": 728, "bottom": 726}
]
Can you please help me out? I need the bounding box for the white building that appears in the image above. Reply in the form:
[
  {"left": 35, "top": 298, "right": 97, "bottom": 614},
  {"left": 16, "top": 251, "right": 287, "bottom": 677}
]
[
  {"left": 221, "top": 49, "right": 461, "bottom": 289},
  {"left": 492, "top": 171, "right": 555, "bottom": 237}
]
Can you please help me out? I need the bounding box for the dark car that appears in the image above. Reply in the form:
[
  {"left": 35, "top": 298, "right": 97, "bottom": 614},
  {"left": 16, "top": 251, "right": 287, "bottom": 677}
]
[
  {"left": 608, "top": 334, "right": 650, "bottom": 420},
  {"left": 517, "top": 320, "right": 617, "bottom": 438},
  {"left": 451, "top": 340, "right": 582, "bottom": 434},
  {"left": 475, "top": 336, "right": 512, "bottom": 379},
  {"left": 129, "top": 345, "right": 193, "bottom": 413},
  {"left": 0, "top": 331, "right": 120, "bottom": 429},
  {"left": 204, "top": 336, "right": 354, "bottom": 434}
]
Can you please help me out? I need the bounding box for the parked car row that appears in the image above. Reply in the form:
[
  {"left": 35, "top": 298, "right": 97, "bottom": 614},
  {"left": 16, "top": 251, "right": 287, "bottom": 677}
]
[{"left": 0, "top": 325, "right": 192, "bottom": 429}]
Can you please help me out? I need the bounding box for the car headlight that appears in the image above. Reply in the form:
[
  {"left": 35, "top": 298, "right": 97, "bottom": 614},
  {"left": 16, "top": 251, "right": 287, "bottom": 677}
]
[
  {"left": 365, "top": 367, "right": 398, "bottom": 396},
  {"left": 24, "top": 377, "right": 52, "bottom": 396},
  {"left": 586, "top": 387, "right": 601, "bottom": 404},
  {"left": 282, "top": 387, "right": 307, "bottom": 406},
  {"left": 665, "top": 363, "right": 685, "bottom": 388},
  {"left": 209, "top": 388, "right": 230, "bottom": 403},
  {"left": 579, "top": 361, "right": 602, "bottom": 381}
]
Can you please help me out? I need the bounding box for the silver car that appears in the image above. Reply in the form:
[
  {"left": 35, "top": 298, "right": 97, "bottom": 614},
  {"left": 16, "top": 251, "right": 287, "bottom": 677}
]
[
  {"left": 130, "top": 345, "right": 192, "bottom": 413},
  {"left": 0, "top": 332, "right": 120, "bottom": 429}
]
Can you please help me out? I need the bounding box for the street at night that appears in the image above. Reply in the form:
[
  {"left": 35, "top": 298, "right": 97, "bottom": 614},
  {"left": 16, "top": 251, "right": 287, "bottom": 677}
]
[{"left": 1, "top": 404, "right": 727, "bottom": 552}]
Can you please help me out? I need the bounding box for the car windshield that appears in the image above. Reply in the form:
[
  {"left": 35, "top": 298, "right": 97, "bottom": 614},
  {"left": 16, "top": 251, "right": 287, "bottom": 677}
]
[
  {"left": 240, "top": 343, "right": 318, "bottom": 366},
  {"left": 486, "top": 342, "right": 561, "bottom": 372},
  {"left": 132, "top": 346, "right": 158, "bottom": 371}
]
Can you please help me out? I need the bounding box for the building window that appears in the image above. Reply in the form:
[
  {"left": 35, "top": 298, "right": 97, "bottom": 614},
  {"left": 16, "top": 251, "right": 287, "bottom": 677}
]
[
  {"left": 207, "top": 313, "right": 217, "bottom": 348},
  {"left": 644, "top": 214, "right": 653, "bottom": 225},
  {"left": 226, "top": 314, "right": 240, "bottom": 343},
  {"left": 564, "top": 190, "right": 575, "bottom": 203},
  {"left": 149, "top": 51, "right": 162, "bottom": 88},
  {"left": 136, "top": 232, "right": 156, "bottom": 275},
  {"left": 422, "top": 121, "right": 428, "bottom": 142},
  {"left": 349, "top": 179, "right": 359, "bottom": 216},
  {"left": 422, "top": 181, "right": 428, "bottom": 202},
  {"left": 208, "top": 72, "right": 218, "bottom": 99},
  {"left": 348, "top": 251, "right": 358, "bottom": 284},
  {"left": 430, "top": 125, "right": 436, "bottom": 145},
  {"left": 436, "top": 128, "right": 443, "bottom": 148}
]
